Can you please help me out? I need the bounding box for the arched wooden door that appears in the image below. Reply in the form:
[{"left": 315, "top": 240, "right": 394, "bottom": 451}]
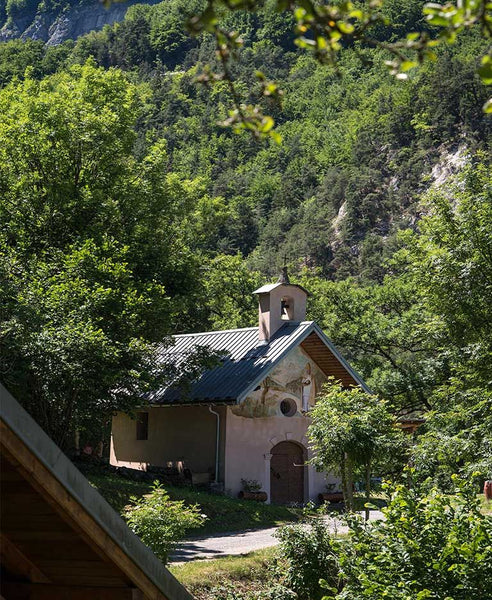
[{"left": 270, "top": 441, "right": 305, "bottom": 504}]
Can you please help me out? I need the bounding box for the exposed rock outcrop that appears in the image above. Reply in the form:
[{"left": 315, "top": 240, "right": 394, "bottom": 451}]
[
  {"left": 0, "top": 0, "right": 161, "bottom": 45},
  {"left": 430, "top": 144, "right": 469, "bottom": 188}
]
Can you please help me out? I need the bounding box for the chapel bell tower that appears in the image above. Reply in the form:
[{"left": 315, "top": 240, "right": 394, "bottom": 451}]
[{"left": 253, "top": 267, "right": 309, "bottom": 343}]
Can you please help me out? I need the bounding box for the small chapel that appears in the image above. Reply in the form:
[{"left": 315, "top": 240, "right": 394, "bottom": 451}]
[{"left": 110, "top": 271, "right": 370, "bottom": 504}]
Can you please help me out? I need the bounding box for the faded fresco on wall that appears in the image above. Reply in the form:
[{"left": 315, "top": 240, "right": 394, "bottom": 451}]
[{"left": 231, "top": 346, "right": 326, "bottom": 418}]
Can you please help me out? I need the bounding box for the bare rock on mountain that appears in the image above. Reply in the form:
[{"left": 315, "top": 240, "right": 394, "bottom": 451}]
[{"left": 0, "top": 0, "right": 161, "bottom": 45}]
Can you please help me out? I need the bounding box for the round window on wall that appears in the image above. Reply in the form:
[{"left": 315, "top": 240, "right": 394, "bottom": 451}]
[{"left": 280, "top": 398, "right": 297, "bottom": 417}]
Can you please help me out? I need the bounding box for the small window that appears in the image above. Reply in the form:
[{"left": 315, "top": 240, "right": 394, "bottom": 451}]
[
  {"left": 136, "top": 412, "right": 149, "bottom": 440},
  {"left": 280, "top": 398, "right": 297, "bottom": 417}
]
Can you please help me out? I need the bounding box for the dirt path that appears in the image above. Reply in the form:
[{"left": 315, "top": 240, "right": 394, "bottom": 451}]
[{"left": 169, "top": 510, "right": 384, "bottom": 563}]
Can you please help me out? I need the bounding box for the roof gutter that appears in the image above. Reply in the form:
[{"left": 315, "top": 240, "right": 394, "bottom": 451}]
[{"left": 208, "top": 405, "right": 220, "bottom": 484}]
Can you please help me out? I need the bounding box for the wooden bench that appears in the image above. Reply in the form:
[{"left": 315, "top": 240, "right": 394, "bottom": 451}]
[{"left": 319, "top": 492, "right": 344, "bottom": 504}]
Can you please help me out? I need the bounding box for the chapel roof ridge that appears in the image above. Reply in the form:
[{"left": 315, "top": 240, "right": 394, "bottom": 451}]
[
  {"left": 172, "top": 320, "right": 315, "bottom": 338},
  {"left": 173, "top": 325, "right": 258, "bottom": 338}
]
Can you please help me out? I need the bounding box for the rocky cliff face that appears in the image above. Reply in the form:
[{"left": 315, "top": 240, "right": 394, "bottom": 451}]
[{"left": 0, "top": 0, "right": 160, "bottom": 45}]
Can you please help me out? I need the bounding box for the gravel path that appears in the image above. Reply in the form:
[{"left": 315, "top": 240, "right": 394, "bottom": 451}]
[{"left": 169, "top": 510, "right": 384, "bottom": 563}]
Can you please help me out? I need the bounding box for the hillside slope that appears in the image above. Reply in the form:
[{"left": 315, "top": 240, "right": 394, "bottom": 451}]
[
  {"left": 1, "top": 1, "right": 490, "bottom": 486},
  {"left": 1, "top": 1, "right": 489, "bottom": 281}
]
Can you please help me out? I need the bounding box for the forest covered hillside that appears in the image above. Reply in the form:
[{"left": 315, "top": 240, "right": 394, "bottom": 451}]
[
  {"left": 1, "top": 0, "right": 489, "bottom": 278},
  {"left": 0, "top": 0, "right": 490, "bottom": 489}
]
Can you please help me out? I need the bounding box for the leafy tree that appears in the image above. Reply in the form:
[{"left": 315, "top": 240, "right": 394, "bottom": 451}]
[
  {"left": 301, "top": 273, "right": 443, "bottom": 414},
  {"left": 0, "top": 38, "right": 74, "bottom": 87},
  {"left": 308, "top": 381, "right": 407, "bottom": 513},
  {"left": 0, "top": 62, "right": 205, "bottom": 448},
  {"left": 0, "top": 39, "right": 44, "bottom": 85},
  {"left": 297, "top": 158, "right": 491, "bottom": 417},
  {"left": 411, "top": 159, "right": 492, "bottom": 388},
  {"left": 0, "top": 0, "right": 6, "bottom": 27},
  {"left": 412, "top": 383, "right": 492, "bottom": 489},
  {"left": 6, "top": 0, "right": 39, "bottom": 20},
  {"left": 184, "top": 0, "right": 492, "bottom": 138},
  {"left": 200, "top": 254, "right": 262, "bottom": 330}
]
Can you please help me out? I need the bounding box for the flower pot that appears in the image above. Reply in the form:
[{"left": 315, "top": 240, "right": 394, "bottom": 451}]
[
  {"left": 238, "top": 490, "right": 268, "bottom": 502},
  {"left": 484, "top": 480, "right": 492, "bottom": 500}
]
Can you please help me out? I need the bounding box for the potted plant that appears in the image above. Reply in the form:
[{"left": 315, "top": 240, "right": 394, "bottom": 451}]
[
  {"left": 484, "top": 480, "right": 492, "bottom": 500},
  {"left": 238, "top": 479, "right": 267, "bottom": 502}
]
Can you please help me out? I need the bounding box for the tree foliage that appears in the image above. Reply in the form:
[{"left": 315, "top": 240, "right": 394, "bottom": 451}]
[
  {"left": 327, "top": 477, "right": 492, "bottom": 600},
  {"left": 270, "top": 478, "right": 492, "bottom": 600},
  {"left": 274, "top": 515, "right": 338, "bottom": 600},
  {"left": 0, "top": 62, "right": 206, "bottom": 447},
  {"left": 0, "top": 0, "right": 489, "bottom": 484},
  {"left": 308, "top": 381, "right": 407, "bottom": 511},
  {"left": 185, "top": 0, "right": 492, "bottom": 138},
  {"left": 412, "top": 383, "right": 492, "bottom": 489}
]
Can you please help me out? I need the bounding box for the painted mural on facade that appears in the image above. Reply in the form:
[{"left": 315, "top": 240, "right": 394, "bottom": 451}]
[{"left": 231, "top": 346, "right": 326, "bottom": 418}]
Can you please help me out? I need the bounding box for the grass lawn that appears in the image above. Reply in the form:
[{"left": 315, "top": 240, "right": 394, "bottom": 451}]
[
  {"left": 86, "top": 468, "right": 301, "bottom": 536},
  {"left": 479, "top": 494, "right": 492, "bottom": 515},
  {"left": 352, "top": 492, "right": 387, "bottom": 511},
  {"left": 169, "top": 547, "right": 276, "bottom": 600}
]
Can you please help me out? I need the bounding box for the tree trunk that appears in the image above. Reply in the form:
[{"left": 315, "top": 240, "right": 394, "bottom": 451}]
[
  {"left": 340, "top": 452, "right": 348, "bottom": 509},
  {"left": 345, "top": 454, "right": 354, "bottom": 512},
  {"left": 74, "top": 429, "right": 80, "bottom": 456},
  {"left": 365, "top": 462, "right": 371, "bottom": 521}
]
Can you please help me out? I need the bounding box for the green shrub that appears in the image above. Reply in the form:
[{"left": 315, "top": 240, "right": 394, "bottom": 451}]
[
  {"left": 328, "top": 476, "right": 492, "bottom": 600},
  {"left": 123, "top": 481, "right": 206, "bottom": 563},
  {"left": 274, "top": 515, "right": 338, "bottom": 600},
  {"left": 260, "top": 583, "right": 297, "bottom": 600}
]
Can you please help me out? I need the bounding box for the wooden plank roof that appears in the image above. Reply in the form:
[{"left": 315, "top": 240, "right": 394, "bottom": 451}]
[
  {"left": 300, "top": 332, "right": 359, "bottom": 388},
  {"left": 0, "top": 384, "right": 194, "bottom": 600}
]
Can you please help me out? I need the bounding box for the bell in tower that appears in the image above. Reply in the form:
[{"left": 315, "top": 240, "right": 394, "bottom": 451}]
[{"left": 280, "top": 298, "right": 290, "bottom": 319}]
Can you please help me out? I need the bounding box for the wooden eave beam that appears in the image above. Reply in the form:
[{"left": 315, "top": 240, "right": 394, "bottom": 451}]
[
  {"left": 0, "top": 421, "right": 171, "bottom": 600},
  {"left": 0, "top": 582, "right": 143, "bottom": 600},
  {"left": 300, "top": 334, "right": 358, "bottom": 385}
]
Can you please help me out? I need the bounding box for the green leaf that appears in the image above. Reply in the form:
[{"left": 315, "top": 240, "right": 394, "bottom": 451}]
[
  {"left": 401, "top": 60, "right": 418, "bottom": 72},
  {"left": 478, "top": 55, "right": 492, "bottom": 85}
]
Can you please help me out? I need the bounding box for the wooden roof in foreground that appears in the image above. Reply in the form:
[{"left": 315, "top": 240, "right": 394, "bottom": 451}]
[{"left": 0, "top": 384, "right": 194, "bottom": 600}]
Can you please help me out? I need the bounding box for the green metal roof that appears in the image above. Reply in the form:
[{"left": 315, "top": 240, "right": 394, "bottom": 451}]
[{"left": 148, "top": 321, "right": 370, "bottom": 404}]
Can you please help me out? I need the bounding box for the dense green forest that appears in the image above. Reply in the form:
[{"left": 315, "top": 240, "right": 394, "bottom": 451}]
[
  {"left": 0, "top": 0, "right": 490, "bottom": 480},
  {"left": 1, "top": 1, "right": 491, "bottom": 597}
]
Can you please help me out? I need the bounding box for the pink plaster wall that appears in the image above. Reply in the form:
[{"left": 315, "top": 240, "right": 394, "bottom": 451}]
[
  {"left": 224, "top": 346, "right": 339, "bottom": 502},
  {"left": 110, "top": 346, "right": 340, "bottom": 503}
]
